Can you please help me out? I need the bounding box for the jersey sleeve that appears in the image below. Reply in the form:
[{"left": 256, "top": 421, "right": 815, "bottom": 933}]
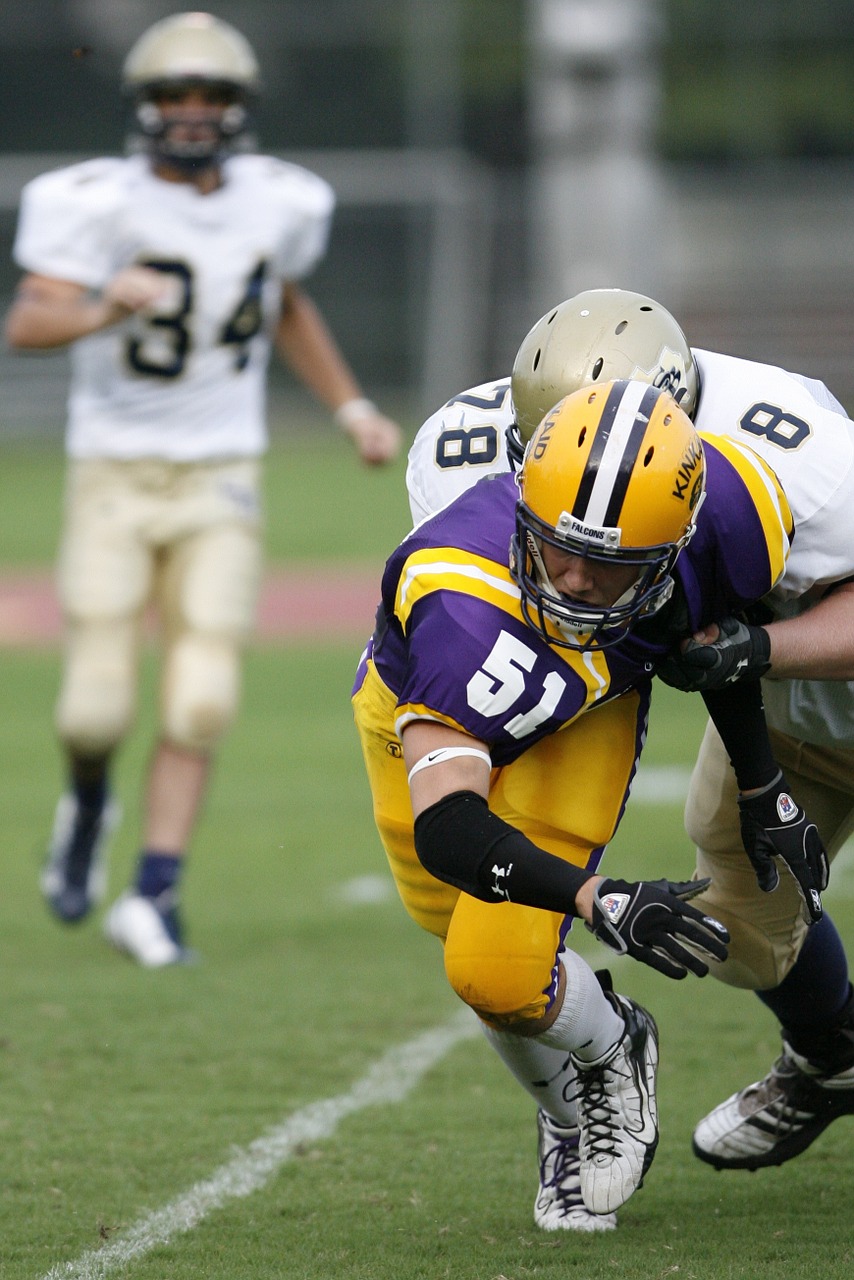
[
  {"left": 405, "top": 379, "right": 514, "bottom": 526},
  {"left": 679, "top": 435, "right": 794, "bottom": 627},
  {"left": 693, "top": 348, "right": 854, "bottom": 603},
  {"left": 12, "top": 160, "right": 124, "bottom": 289},
  {"left": 266, "top": 160, "right": 336, "bottom": 281}
]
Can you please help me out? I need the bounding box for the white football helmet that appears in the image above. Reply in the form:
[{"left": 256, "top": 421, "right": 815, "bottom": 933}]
[
  {"left": 122, "top": 11, "right": 261, "bottom": 169},
  {"left": 508, "top": 289, "right": 699, "bottom": 465}
]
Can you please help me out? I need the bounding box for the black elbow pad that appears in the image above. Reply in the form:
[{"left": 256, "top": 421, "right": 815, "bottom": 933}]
[
  {"left": 413, "top": 789, "right": 593, "bottom": 913},
  {"left": 414, "top": 790, "right": 502, "bottom": 900}
]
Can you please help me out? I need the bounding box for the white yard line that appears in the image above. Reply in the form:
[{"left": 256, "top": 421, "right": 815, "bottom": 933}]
[
  {"left": 42, "top": 1011, "right": 479, "bottom": 1280},
  {"left": 630, "top": 765, "right": 692, "bottom": 804}
]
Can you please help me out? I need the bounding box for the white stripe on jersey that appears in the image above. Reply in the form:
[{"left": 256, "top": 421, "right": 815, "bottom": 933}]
[{"left": 398, "top": 558, "right": 520, "bottom": 612}]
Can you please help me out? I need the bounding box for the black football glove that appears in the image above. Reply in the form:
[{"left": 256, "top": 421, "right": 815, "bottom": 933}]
[
  {"left": 656, "top": 616, "right": 771, "bottom": 692},
  {"left": 737, "top": 770, "right": 829, "bottom": 925},
  {"left": 587, "top": 877, "right": 730, "bottom": 980}
]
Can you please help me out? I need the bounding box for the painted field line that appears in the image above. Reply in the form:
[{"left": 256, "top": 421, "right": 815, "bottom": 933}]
[
  {"left": 631, "top": 765, "right": 692, "bottom": 804},
  {"left": 42, "top": 1011, "right": 479, "bottom": 1280}
]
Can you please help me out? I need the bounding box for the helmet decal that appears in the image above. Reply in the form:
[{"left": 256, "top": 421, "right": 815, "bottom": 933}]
[{"left": 673, "top": 434, "right": 705, "bottom": 505}]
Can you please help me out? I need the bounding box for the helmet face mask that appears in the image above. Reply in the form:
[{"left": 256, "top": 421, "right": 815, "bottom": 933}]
[
  {"left": 122, "top": 12, "right": 260, "bottom": 171},
  {"left": 515, "top": 507, "right": 679, "bottom": 650},
  {"left": 508, "top": 289, "right": 699, "bottom": 468},
  {"left": 510, "top": 379, "right": 705, "bottom": 651}
]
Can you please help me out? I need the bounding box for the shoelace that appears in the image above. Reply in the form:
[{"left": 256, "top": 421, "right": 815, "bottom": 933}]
[
  {"left": 539, "top": 1130, "right": 584, "bottom": 1211},
  {"left": 574, "top": 1055, "right": 638, "bottom": 1158}
]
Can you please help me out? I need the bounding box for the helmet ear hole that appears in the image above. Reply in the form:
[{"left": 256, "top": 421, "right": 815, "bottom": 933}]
[
  {"left": 591, "top": 357, "right": 604, "bottom": 380},
  {"left": 643, "top": 446, "right": 654, "bottom": 467},
  {"left": 615, "top": 321, "right": 628, "bottom": 334}
]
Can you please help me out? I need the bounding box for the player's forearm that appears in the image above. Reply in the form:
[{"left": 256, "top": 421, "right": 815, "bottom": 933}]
[
  {"left": 765, "top": 583, "right": 854, "bottom": 679},
  {"left": 4, "top": 290, "right": 116, "bottom": 349},
  {"left": 274, "top": 285, "right": 363, "bottom": 411}
]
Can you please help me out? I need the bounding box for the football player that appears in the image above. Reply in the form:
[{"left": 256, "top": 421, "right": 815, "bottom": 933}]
[
  {"left": 354, "top": 376, "right": 808, "bottom": 1228},
  {"left": 4, "top": 11, "right": 401, "bottom": 966},
  {"left": 406, "top": 288, "right": 854, "bottom": 1187}
]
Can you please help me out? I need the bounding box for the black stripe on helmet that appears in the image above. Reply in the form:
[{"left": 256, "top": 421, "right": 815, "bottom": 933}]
[
  {"left": 602, "top": 382, "right": 662, "bottom": 529},
  {"left": 572, "top": 380, "right": 627, "bottom": 518}
]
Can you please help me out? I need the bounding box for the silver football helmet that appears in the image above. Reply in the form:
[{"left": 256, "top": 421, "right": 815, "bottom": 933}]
[
  {"left": 122, "top": 12, "right": 261, "bottom": 170},
  {"left": 508, "top": 289, "right": 699, "bottom": 465}
]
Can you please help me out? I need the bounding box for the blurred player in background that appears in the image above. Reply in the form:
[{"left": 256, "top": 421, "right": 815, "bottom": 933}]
[
  {"left": 406, "top": 287, "right": 854, "bottom": 1180},
  {"left": 3, "top": 11, "right": 401, "bottom": 968},
  {"left": 353, "top": 374, "right": 825, "bottom": 1231}
]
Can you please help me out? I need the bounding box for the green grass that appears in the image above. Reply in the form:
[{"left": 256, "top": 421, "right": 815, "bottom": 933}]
[{"left": 1, "top": 443, "right": 853, "bottom": 1278}]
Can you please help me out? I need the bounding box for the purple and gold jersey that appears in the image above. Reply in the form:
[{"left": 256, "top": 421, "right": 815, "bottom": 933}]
[{"left": 355, "top": 439, "right": 791, "bottom": 765}]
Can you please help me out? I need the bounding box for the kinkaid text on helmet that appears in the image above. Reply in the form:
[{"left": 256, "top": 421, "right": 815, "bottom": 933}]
[{"left": 672, "top": 436, "right": 704, "bottom": 503}]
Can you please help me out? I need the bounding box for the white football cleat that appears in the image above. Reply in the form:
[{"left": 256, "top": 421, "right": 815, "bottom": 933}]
[
  {"left": 534, "top": 1110, "right": 617, "bottom": 1231},
  {"left": 104, "top": 891, "right": 189, "bottom": 968},
  {"left": 572, "top": 994, "right": 659, "bottom": 1214}
]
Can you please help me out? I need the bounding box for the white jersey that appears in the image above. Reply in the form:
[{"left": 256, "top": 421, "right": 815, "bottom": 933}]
[
  {"left": 12, "top": 153, "right": 335, "bottom": 461},
  {"left": 405, "top": 376, "right": 514, "bottom": 525},
  {"left": 406, "top": 350, "right": 854, "bottom": 747}
]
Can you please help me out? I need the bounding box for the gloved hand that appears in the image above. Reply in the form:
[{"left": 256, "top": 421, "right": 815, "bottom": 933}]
[
  {"left": 738, "top": 770, "right": 829, "bottom": 924},
  {"left": 656, "top": 616, "right": 771, "bottom": 692},
  {"left": 587, "top": 877, "right": 730, "bottom": 979}
]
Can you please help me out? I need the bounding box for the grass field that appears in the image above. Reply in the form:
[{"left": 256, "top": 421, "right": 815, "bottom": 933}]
[{"left": 1, "top": 439, "right": 852, "bottom": 1279}]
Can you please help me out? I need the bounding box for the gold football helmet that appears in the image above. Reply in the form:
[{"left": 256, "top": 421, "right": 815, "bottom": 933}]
[
  {"left": 511, "top": 379, "right": 705, "bottom": 649},
  {"left": 122, "top": 12, "right": 261, "bottom": 169},
  {"left": 508, "top": 289, "right": 699, "bottom": 466}
]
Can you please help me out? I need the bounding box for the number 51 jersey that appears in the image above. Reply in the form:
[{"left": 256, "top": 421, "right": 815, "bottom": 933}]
[
  {"left": 359, "top": 454, "right": 790, "bottom": 766},
  {"left": 12, "top": 153, "right": 334, "bottom": 461}
]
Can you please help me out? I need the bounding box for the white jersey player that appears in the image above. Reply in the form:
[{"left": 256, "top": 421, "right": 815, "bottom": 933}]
[
  {"left": 407, "top": 299, "right": 854, "bottom": 745},
  {"left": 13, "top": 151, "right": 336, "bottom": 461},
  {"left": 406, "top": 288, "right": 854, "bottom": 1190},
  {"left": 4, "top": 11, "right": 401, "bottom": 968}
]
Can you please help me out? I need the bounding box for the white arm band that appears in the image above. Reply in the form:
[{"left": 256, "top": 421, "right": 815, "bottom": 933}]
[
  {"left": 334, "top": 398, "right": 378, "bottom": 429},
  {"left": 407, "top": 746, "right": 492, "bottom": 785}
]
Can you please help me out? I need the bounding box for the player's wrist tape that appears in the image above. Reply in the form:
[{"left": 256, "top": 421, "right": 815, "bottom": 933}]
[
  {"left": 407, "top": 747, "right": 492, "bottom": 785},
  {"left": 334, "top": 398, "right": 378, "bottom": 429},
  {"left": 413, "top": 789, "right": 595, "bottom": 912}
]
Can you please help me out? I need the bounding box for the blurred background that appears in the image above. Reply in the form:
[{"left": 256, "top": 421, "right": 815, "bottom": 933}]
[{"left": 2, "top": 0, "right": 854, "bottom": 437}]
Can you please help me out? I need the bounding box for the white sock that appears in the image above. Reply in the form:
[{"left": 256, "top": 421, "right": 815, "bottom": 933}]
[
  {"left": 479, "top": 1016, "right": 578, "bottom": 1127},
  {"left": 536, "top": 951, "right": 624, "bottom": 1063}
]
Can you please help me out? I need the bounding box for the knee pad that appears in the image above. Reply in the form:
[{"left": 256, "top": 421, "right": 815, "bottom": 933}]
[
  {"left": 161, "top": 631, "right": 241, "bottom": 752},
  {"left": 444, "top": 896, "right": 560, "bottom": 1026},
  {"left": 56, "top": 619, "right": 138, "bottom": 756}
]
